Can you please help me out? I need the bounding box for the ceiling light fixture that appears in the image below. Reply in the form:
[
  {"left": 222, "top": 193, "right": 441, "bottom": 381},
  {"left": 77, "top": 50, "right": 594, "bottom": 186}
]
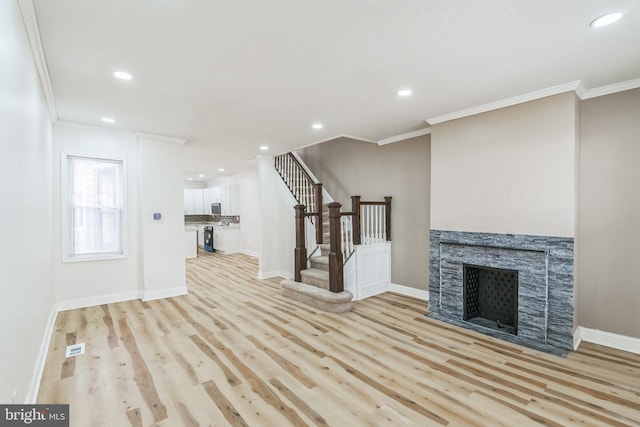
[
  {"left": 187, "top": 177, "right": 193, "bottom": 181},
  {"left": 590, "top": 12, "right": 623, "bottom": 27},
  {"left": 312, "top": 123, "right": 323, "bottom": 130},
  {"left": 198, "top": 174, "right": 205, "bottom": 178},
  {"left": 101, "top": 117, "right": 115, "bottom": 123},
  {"left": 113, "top": 71, "right": 133, "bottom": 80},
  {"left": 259, "top": 145, "right": 269, "bottom": 151},
  {"left": 218, "top": 168, "right": 225, "bottom": 172},
  {"left": 398, "top": 89, "right": 412, "bottom": 97}
]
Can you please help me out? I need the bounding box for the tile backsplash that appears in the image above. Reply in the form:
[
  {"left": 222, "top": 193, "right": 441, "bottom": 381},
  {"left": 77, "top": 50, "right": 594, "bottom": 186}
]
[{"left": 184, "top": 214, "right": 240, "bottom": 225}]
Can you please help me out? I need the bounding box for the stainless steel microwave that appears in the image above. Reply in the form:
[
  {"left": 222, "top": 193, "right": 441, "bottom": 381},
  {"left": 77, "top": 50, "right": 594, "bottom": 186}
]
[{"left": 211, "top": 203, "right": 221, "bottom": 215}]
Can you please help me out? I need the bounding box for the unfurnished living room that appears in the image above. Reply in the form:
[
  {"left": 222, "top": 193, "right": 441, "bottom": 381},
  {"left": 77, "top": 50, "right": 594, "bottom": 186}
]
[{"left": 2, "top": 1, "right": 640, "bottom": 426}]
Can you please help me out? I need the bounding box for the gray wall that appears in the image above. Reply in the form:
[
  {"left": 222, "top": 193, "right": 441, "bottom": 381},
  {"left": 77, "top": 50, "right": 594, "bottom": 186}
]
[
  {"left": 431, "top": 92, "right": 577, "bottom": 237},
  {"left": 297, "top": 135, "right": 430, "bottom": 290},
  {"left": 578, "top": 88, "right": 640, "bottom": 339}
]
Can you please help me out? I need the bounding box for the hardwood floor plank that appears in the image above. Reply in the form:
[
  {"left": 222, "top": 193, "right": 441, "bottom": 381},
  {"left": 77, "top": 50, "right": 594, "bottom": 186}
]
[
  {"left": 118, "top": 318, "right": 168, "bottom": 423},
  {"left": 60, "top": 331, "right": 76, "bottom": 379},
  {"left": 245, "top": 335, "right": 317, "bottom": 389},
  {"left": 202, "top": 380, "right": 250, "bottom": 427},
  {"left": 37, "top": 252, "right": 640, "bottom": 426}
]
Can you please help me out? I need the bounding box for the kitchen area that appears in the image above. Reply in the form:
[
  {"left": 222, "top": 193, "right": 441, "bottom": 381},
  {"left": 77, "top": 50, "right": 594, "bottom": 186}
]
[{"left": 183, "top": 183, "right": 241, "bottom": 258}]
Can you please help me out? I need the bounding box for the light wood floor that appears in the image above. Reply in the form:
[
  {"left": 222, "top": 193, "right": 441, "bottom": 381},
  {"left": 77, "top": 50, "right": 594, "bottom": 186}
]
[{"left": 38, "top": 251, "right": 640, "bottom": 426}]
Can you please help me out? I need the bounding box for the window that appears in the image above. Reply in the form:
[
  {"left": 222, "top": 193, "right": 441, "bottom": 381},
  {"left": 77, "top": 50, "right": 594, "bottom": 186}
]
[{"left": 65, "top": 155, "right": 125, "bottom": 260}]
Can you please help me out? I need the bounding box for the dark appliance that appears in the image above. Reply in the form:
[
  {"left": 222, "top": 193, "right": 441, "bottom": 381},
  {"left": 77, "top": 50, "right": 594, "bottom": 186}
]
[
  {"left": 211, "top": 203, "right": 221, "bottom": 215},
  {"left": 204, "top": 226, "right": 214, "bottom": 252}
]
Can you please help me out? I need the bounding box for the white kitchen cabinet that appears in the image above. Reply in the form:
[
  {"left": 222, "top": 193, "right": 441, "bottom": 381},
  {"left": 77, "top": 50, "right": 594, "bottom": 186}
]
[
  {"left": 220, "top": 184, "right": 239, "bottom": 215},
  {"left": 183, "top": 189, "right": 195, "bottom": 214},
  {"left": 184, "top": 189, "right": 205, "bottom": 214},
  {"left": 214, "top": 227, "right": 240, "bottom": 254}
]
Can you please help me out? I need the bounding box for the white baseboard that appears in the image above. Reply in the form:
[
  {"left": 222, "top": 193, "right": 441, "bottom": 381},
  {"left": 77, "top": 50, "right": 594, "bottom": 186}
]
[
  {"left": 142, "top": 286, "right": 188, "bottom": 302},
  {"left": 358, "top": 282, "right": 390, "bottom": 300},
  {"left": 389, "top": 283, "right": 429, "bottom": 301},
  {"left": 258, "top": 270, "right": 290, "bottom": 280},
  {"left": 574, "top": 326, "right": 640, "bottom": 355},
  {"left": 240, "top": 249, "right": 259, "bottom": 258},
  {"left": 25, "top": 305, "right": 59, "bottom": 404},
  {"left": 56, "top": 290, "right": 143, "bottom": 312}
]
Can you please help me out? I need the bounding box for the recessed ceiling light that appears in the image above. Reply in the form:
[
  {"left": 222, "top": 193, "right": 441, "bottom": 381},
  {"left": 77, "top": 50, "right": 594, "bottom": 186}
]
[
  {"left": 398, "top": 89, "right": 412, "bottom": 97},
  {"left": 590, "top": 12, "right": 623, "bottom": 27},
  {"left": 187, "top": 177, "right": 193, "bottom": 181},
  {"left": 101, "top": 117, "right": 115, "bottom": 123},
  {"left": 218, "top": 168, "right": 225, "bottom": 172},
  {"left": 198, "top": 174, "right": 205, "bottom": 178},
  {"left": 113, "top": 71, "right": 133, "bottom": 80},
  {"left": 259, "top": 145, "right": 269, "bottom": 151},
  {"left": 312, "top": 123, "right": 323, "bottom": 130}
]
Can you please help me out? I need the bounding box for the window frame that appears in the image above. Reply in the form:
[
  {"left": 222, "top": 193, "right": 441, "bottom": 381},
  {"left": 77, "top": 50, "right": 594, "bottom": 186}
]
[{"left": 61, "top": 152, "right": 128, "bottom": 262}]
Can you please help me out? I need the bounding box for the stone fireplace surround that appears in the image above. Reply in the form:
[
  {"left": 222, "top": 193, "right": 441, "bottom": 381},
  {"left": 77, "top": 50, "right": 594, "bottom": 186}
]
[{"left": 429, "top": 230, "right": 574, "bottom": 356}]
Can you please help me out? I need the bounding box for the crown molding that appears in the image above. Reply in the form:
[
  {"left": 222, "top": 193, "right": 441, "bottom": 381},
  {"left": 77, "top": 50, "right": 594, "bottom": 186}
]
[
  {"left": 580, "top": 77, "right": 640, "bottom": 100},
  {"left": 378, "top": 128, "right": 431, "bottom": 146},
  {"left": 136, "top": 132, "right": 187, "bottom": 145},
  {"left": 18, "top": 0, "right": 57, "bottom": 122},
  {"left": 54, "top": 120, "right": 138, "bottom": 137},
  {"left": 426, "top": 80, "right": 582, "bottom": 125}
]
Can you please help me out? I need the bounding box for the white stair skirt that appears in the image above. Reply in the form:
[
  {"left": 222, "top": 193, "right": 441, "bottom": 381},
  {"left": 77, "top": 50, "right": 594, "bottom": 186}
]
[{"left": 344, "top": 242, "right": 391, "bottom": 301}]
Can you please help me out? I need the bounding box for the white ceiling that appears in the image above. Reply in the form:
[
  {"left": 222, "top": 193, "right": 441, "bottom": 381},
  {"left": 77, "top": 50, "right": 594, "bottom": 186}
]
[{"left": 31, "top": 0, "right": 640, "bottom": 182}]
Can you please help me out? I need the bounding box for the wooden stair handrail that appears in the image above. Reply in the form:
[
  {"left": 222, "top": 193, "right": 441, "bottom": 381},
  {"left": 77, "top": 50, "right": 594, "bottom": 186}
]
[
  {"left": 294, "top": 204, "right": 307, "bottom": 282},
  {"left": 328, "top": 202, "right": 344, "bottom": 293}
]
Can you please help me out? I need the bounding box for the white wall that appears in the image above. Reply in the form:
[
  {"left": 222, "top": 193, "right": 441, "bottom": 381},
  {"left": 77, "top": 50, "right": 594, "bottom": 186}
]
[
  {"left": 52, "top": 125, "right": 142, "bottom": 304},
  {"left": 257, "top": 156, "right": 294, "bottom": 279},
  {"left": 431, "top": 92, "right": 577, "bottom": 237},
  {"left": 52, "top": 126, "right": 187, "bottom": 306},
  {"left": 0, "top": 0, "right": 55, "bottom": 403},
  {"left": 208, "top": 169, "right": 261, "bottom": 257},
  {"left": 139, "top": 138, "right": 187, "bottom": 300},
  {"left": 234, "top": 170, "right": 261, "bottom": 257}
]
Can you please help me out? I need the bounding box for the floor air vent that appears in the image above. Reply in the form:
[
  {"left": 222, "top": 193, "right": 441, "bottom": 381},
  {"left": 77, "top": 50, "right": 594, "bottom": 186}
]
[{"left": 65, "top": 343, "right": 85, "bottom": 358}]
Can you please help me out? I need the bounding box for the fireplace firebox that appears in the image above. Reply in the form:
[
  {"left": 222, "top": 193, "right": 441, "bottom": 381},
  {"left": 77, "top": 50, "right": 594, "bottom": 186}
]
[{"left": 463, "top": 264, "right": 518, "bottom": 335}]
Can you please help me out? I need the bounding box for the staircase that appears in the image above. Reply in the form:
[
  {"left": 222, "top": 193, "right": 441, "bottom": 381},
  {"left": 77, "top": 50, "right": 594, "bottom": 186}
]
[
  {"left": 275, "top": 152, "right": 391, "bottom": 313},
  {"left": 280, "top": 204, "right": 354, "bottom": 312}
]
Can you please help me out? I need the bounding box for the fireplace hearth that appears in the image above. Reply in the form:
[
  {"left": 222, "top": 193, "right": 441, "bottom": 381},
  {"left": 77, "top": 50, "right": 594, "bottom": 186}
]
[{"left": 428, "top": 230, "right": 574, "bottom": 356}]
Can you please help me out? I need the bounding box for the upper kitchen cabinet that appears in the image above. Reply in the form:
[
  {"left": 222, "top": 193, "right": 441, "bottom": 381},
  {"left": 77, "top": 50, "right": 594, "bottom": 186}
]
[
  {"left": 192, "top": 184, "right": 238, "bottom": 215},
  {"left": 204, "top": 187, "right": 222, "bottom": 207},
  {"left": 183, "top": 188, "right": 205, "bottom": 214},
  {"left": 223, "top": 183, "right": 239, "bottom": 215}
]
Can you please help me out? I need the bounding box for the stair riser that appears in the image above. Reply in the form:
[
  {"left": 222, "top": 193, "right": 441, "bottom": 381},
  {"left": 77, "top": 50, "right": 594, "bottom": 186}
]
[
  {"left": 300, "top": 272, "right": 330, "bottom": 290},
  {"left": 310, "top": 260, "right": 329, "bottom": 272}
]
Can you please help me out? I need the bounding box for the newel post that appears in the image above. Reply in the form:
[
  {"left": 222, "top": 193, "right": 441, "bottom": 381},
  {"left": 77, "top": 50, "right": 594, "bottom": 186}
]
[
  {"left": 314, "top": 183, "right": 323, "bottom": 244},
  {"left": 351, "top": 195, "right": 361, "bottom": 246},
  {"left": 328, "top": 202, "right": 344, "bottom": 293},
  {"left": 384, "top": 196, "right": 392, "bottom": 241},
  {"left": 294, "top": 204, "right": 307, "bottom": 282}
]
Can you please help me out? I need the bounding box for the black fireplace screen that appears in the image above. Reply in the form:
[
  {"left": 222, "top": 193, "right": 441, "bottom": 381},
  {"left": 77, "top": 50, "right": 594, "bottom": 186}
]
[{"left": 463, "top": 264, "right": 518, "bottom": 335}]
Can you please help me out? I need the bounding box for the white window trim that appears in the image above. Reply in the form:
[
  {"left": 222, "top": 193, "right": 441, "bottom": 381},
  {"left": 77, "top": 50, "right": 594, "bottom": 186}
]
[{"left": 61, "top": 152, "right": 128, "bottom": 263}]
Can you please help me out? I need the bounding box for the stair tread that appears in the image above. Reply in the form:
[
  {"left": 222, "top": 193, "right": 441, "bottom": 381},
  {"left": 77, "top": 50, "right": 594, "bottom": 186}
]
[{"left": 309, "top": 255, "right": 328, "bottom": 264}]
